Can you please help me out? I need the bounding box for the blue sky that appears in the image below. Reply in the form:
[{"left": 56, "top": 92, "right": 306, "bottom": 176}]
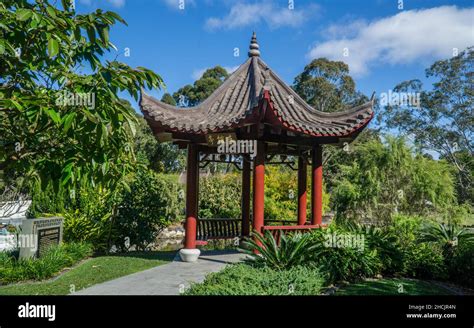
[{"left": 76, "top": 0, "right": 474, "bottom": 112}]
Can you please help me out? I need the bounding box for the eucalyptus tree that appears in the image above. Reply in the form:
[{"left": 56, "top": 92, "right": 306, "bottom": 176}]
[
  {"left": 173, "top": 66, "right": 228, "bottom": 106},
  {"left": 382, "top": 47, "right": 473, "bottom": 204}
]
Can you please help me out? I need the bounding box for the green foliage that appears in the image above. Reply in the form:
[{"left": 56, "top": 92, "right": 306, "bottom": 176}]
[
  {"left": 0, "top": 242, "right": 93, "bottom": 284},
  {"left": 27, "top": 181, "right": 66, "bottom": 218},
  {"left": 133, "top": 115, "right": 185, "bottom": 173},
  {"left": 264, "top": 166, "right": 297, "bottom": 221},
  {"left": 333, "top": 137, "right": 456, "bottom": 223},
  {"left": 112, "top": 169, "right": 183, "bottom": 251},
  {"left": 240, "top": 231, "right": 317, "bottom": 270},
  {"left": 63, "top": 210, "right": 111, "bottom": 252},
  {"left": 418, "top": 222, "right": 474, "bottom": 284},
  {"left": 62, "top": 187, "right": 113, "bottom": 252},
  {"left": 0, "top": 0, "right": 164, "bottom": 192},
  {"left": 184, "top": 264, "right": 324, "bottom": 296},
  {"left": 344, "top": 222, "right": 404, "bottom": 274},
  {"left": 173, "top": 66, "right": 229, "bottom": 106},
  {"left": 420, "top": 222, "right": 474, "bottom": 257},
  {"left": 381, "top": 47, "right": 473, "bottom": 204},
  {"left": 310, "top": 227, "right": 382, "bottom": 283},
  {"left": 264, "top": 165, "right": 329, "bottom": 221},
  {"left": 402, "top": 242, "right": 447, "bottom": 280},
  {"left": 63, "top": 170, "right": 183, "bottom": 252},
  {"left": 160, "top": 93, "right": 176, "bottom": 106},
  {"left": 198, "top": 173, "right": 241, "bottom": 218},
  {"left": 293, "top": 58, "right": 368, "bottom": 112},
  {"left": 389, "top": 215, "right": 447, "bottom": 280},
  {"left": 447, "top": 243, "right": 474, "bottom": 288}
]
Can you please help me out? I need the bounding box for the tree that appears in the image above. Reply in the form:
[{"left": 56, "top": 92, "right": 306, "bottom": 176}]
[
  {"left": 292, "top": 57, "right": 376, "bottom": 193},
  {"left": 133, "top": 114, "right": 185, "bottom": 173},
  {"left": 381, "top": 47, "right": 473, "bottom": 204},
  {"left": 293, "top": 58, "right": 367, "bottom": 112},
  {"left": 0, "top": 0, "right": 163, "bottom": 193},
  {"left": 332, "top": 137, "right": 457, "bottom": 224},
  {"left": 161, "top": 93, "right": 176, "bottom": 106},
  {"left": 173, "top": 66, "right": 228, "bottom": 106}
]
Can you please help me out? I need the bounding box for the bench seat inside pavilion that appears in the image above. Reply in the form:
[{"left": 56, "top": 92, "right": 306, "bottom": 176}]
[{"left": 140, "top": 33, "right": 373, "bottom": 262}]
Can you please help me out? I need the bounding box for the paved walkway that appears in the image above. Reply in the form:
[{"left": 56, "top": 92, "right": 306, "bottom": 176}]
[{"left": 73, "top": 250, "right": 245, "bottom": 295}]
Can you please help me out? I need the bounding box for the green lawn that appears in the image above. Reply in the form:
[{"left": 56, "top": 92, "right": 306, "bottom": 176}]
[
  {"left": 0, "top": 251, "right": 175, "bottom": 295},
  {"left": 335, "top": 278, "right": 455, "bottom": 295}
]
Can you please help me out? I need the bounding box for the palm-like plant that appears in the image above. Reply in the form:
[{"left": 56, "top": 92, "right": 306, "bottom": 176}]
[
  {"left": 420, "top": 222, "right": 474, "bottom": 258},
  {"left": 239, "top": 230, "right": 317, "bottom": 270}
]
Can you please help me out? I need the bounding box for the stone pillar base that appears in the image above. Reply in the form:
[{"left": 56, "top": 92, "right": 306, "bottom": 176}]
[{"left": 179, "top": 248, "right": 200, "bottom": 262}]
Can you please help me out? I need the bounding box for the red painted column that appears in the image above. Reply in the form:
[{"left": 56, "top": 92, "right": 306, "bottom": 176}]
[
  {"left": 252, "top": 141, "right": 265, "bottom": 235},
  {"left": 297, "top": 155, "right": 307, "bottom": 225},
  {"left": 184, "top": 143, "right": 199, "bottom": 249},
  {"left": 311, "top": 145, "right": 323, "bottom": 225},
  {"left": 241, "top": 155, "right": 251, "bottom": 237}
]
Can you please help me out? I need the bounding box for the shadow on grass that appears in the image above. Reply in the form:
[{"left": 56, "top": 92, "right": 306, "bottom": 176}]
[
  {"left": 108, "top": 250, "right": 177, "bottom": 261},
  {"left": 336, "top": 278, "right": 454, "bottom": 296}
]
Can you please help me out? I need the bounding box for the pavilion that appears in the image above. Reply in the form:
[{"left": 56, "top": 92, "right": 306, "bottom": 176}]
[{"left": 140, "top": 33, "right": 374, "bottom": 262}]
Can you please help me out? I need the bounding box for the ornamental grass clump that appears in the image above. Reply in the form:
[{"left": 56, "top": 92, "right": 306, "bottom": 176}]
[{"left": 0, "top": 242, "right": 93, "bottom": 285}]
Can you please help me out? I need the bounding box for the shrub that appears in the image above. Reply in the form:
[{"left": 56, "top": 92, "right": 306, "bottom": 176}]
[
  {"left": 310, "top": 227, "right": 382, "bottom": 283},
  {"left": 344, "top": 222, "right": 404, "bottom": 274},
  {"left": 448, "top": 244, "right": 474, "bottom": 288},
  {"left": 332, "top": 137, "right": 456, "bottom": 224},
  {"left": 264, "top": 165, "right": 329, "bottom": 221},
  {"left": 63, "top": 191, "right": 113, "bottom": 252},
  {"left": 0, "top": 242, "right": 93, "bottom": 285},
  {"left": 63, "top": 211, "right": 111, "bottom": 253},
  {"left": 240, "top": 231, "right": 316, "bottom": 270},
  {"left": 27, "top": 181, "right": 67, "bottom": 218},
  {"left": 402, "top": 242, "right": 447, "bottom": 280},
  {"left": 420, "top": 222, "right": 474, "bottom": 260},
  {"left": 389, "top": 215, "right": 447, "bottom": 280},
  {"left": 112, "top": 170, "right": 183, "bottom": 251},
  {"left": 184, "top": 264, "right": 324, "bottom": 295},
  {"left": 199, "top": 173, "right": 241, "bottom": 219}
]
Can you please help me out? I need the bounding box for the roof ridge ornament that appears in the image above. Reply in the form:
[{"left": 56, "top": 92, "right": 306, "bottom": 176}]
[{"left": 248, "top": 31, "right": 260, "bottom": 57}]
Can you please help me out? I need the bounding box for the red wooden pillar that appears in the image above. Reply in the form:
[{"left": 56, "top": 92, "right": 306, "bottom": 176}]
[
  {"left": 297, "top": 155, "right": 307, "bottom": 225},
  {"left": 241, "top": 155, "right": 251, "bottom": 236},
  {"left": 311, "top": 145, "right": 323, "bottom": 225},
  {"left": 252, "top": 141, "right": 265, "bottom": 235},
  {"left": 184, "top": 143, "right": 199, "bottom": 249}
]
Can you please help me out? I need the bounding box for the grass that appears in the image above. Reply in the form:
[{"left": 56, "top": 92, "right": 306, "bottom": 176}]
[
  {"left": 0, "top": 251, "right": 175, "bottom": 295},
  {"left": 335, "top": 278, "right": 455, "bottom": 295}
]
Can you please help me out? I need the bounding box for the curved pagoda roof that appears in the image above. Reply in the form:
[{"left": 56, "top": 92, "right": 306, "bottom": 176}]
[{"left": 140, "top": 32, "right": 373, "bottom": 143}]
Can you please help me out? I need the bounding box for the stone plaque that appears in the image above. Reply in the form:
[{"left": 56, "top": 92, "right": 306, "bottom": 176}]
[
  {"left": 19, "top": 217, "right": 64, "bottom": 259},
  {"left": 36, "top": 227, "right": 61, "bottom": 257}
]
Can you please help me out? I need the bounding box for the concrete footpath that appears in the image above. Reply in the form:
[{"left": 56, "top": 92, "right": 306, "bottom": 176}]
[{"left": 73, "top": 250, "right": 244, "bottom": 295}]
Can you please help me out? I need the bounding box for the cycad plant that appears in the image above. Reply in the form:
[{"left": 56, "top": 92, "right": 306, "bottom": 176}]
[
  {"left": 239, "top": 231, "right": 316, "bottom": 270},
  {"left": 344, "top": 222, "right": 403, "bottom": 273},
  {"left": 420, "top": 222, "right": 474, "bottom": 259}
]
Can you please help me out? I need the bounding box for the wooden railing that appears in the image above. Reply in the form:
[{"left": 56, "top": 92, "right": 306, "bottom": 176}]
[{"left": 197, "top": 218, "right": 241, "bottom": 241}]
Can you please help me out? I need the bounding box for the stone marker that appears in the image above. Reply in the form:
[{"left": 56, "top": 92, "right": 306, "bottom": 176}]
[{"left": 19, "top": 217, "right": 64, "bottom": 259}]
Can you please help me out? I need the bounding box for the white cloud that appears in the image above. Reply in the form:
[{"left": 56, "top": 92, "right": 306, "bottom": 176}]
[
  {"left": 79, "top": 0, "right": 125, "bottom": 8},
  {"left": 192, "top": 65, "right": 239, "bottom": 80},
  {"left": 308, "top": 6, "right": 474, "bottom": 76},
  {"left": 107, "top": 0, "right": 125, "bottom": 8},
  {"left": 205, "top": 1, "right": 318, "bottom": 30}
]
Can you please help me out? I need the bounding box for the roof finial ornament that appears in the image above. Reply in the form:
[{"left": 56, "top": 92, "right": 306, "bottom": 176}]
[{"left": 248, "top": 31, "right": 260, "bottom": 57}]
